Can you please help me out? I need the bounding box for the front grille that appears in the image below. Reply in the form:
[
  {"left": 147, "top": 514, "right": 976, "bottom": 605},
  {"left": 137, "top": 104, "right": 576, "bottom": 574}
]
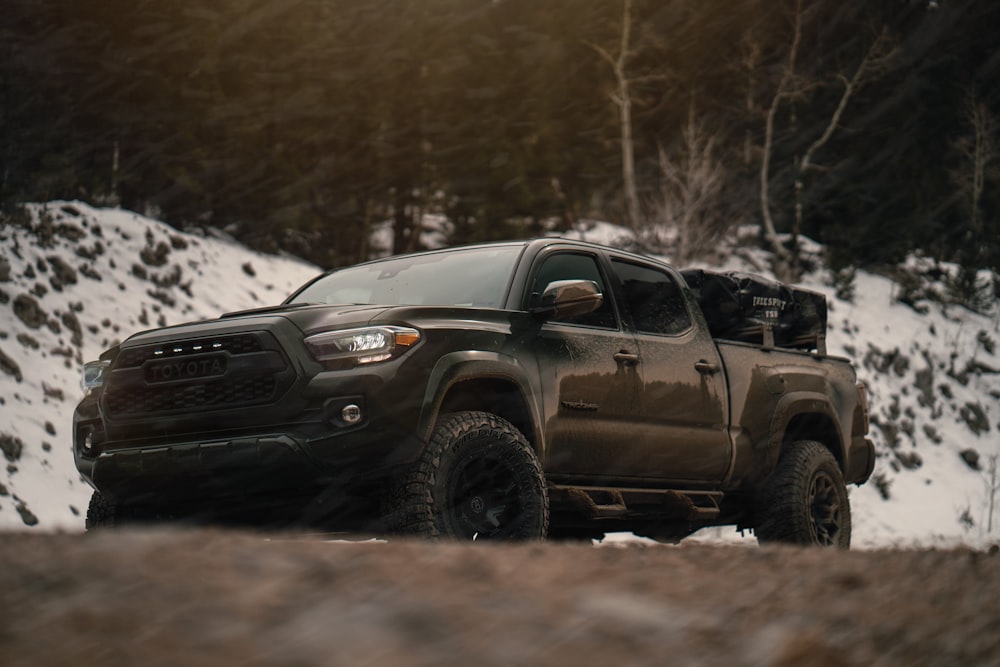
[
  {"left": 115, "top": 333, "right": 263, "bottom": 368},
  {"left": 104, "top": 331, "right": 291, "bottom": 419}
]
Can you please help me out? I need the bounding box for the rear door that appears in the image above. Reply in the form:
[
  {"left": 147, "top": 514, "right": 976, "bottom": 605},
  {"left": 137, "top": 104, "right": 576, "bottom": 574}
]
[{"left": 609, "top": 257, "right": 732, "bottom": 482}]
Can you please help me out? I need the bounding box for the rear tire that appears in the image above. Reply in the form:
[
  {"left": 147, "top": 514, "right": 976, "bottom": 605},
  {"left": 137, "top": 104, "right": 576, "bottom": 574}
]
[
  {"left": 387, "top": 411, "right": 548, "bottom": 540},
  {"left": 756, "top": 441, "right": 851, "bottom": 548}
]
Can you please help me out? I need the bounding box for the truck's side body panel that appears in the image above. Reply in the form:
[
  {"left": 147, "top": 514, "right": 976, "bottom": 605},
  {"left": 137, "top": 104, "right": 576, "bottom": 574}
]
[{"left": 715, "top": 340, "right": 871, "bottom": 490}]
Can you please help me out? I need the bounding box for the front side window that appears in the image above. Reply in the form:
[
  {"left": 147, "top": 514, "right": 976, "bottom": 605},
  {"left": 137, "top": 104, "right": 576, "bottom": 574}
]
[
  {"left": 612, "top": 259, "right": 691, "bottom": 336},
  {"left": 529, "top": 252, "right": 617, "bottom": 329}
]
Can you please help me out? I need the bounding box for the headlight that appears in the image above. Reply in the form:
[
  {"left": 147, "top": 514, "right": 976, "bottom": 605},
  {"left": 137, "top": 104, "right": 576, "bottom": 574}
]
[
  {"left": 304, "top": 326, "right": 421, "bottom": 367},
  {"left": 81, "top": 360, "right": 111, "bottom": 393}
]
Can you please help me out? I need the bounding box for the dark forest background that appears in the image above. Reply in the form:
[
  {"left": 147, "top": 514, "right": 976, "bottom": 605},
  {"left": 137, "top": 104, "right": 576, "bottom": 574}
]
[{"left": 1, "top": 0, "right": 997, "bottom": 283}]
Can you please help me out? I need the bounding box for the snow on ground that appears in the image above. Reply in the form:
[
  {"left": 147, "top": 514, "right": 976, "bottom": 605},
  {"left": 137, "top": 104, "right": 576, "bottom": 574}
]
[{"left": 1, "top": 202, "right": 998, "bottom": 548}]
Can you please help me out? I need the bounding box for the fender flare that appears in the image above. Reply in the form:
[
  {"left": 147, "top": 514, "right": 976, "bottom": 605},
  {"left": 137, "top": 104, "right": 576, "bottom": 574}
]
[
  {"left": 417, "top": 351, "right": 545, "bottom": 454},
  {"left": 763, "top": 391, "right": 847, "bottom": 476}
]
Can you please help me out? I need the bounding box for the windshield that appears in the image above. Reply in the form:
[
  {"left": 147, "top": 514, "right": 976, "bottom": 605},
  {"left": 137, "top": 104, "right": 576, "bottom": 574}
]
[{"left": 287, "top": 245, "right": 525, "bottom": 308}]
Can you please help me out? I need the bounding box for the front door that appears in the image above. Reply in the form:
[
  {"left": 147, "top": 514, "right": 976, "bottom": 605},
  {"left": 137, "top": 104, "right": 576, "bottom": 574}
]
[{"left": 526, "top": 250, "right": 641, "bottom": 478}]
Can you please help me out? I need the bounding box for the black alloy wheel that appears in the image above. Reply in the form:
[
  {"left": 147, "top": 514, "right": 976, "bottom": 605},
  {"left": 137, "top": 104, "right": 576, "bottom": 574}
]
[{"left": 808, "top": 468, "right": 844, "bottom": 546}]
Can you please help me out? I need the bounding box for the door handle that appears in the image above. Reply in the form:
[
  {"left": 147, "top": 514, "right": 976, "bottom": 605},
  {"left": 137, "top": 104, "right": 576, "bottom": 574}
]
[
  {"left": 695, "top": 360, "right": 719, "bottom": 374},
  {"left": 613, "top": 351, "right": 639, "bottom": 366}
]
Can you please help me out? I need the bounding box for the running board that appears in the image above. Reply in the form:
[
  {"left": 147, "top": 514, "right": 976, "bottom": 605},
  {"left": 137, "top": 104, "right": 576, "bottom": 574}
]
[{"left": 548, "top": 484, "right": 723, "bottom": 522}]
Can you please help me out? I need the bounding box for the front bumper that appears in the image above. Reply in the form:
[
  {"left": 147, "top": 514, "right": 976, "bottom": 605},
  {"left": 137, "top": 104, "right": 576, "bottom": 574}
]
[
  {"left": 74, "top": 406, "right": 425, "bottom": 503},
  {"left": 78, "top": 433, "right": 318, "bottom": 499}
]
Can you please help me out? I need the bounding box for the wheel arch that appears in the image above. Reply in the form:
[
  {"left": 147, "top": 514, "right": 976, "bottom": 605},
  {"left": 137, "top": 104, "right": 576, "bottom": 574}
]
[
  {"left": 783, "top": 414, "right": 842, "bottom": 465},
  {"left": 767, "top": 393, "right": 847, "bottom": 474},
  {"left": 418, "top": 352, "right": 543, "bottom": 455}
]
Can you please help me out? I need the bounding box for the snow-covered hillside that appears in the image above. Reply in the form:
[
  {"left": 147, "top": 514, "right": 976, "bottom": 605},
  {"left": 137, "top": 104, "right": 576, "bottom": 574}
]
[
  {"left": 1, "top": 204, "right": 997, "bottom": 548},
  {"left": 793, "top": 254, "right": 999, "bottom": 548},
  {"left": 0, "top": 202, "right": 318, "bottom": 530}
]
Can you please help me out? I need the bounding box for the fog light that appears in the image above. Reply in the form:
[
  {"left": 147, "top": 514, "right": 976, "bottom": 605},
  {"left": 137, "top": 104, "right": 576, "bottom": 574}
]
[
  {"left": 341, "top": 404, "right": 363, "bottom": 425},
  {"left": 83, "top": 429, "right": 94, "bottom": 452}
]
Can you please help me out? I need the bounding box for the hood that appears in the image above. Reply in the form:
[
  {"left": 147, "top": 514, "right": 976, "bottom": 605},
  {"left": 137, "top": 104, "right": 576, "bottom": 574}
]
[
  {"left": 118, "top": 303, "right": 393, "bottom": 350},
  {"left": 219, "top": 302, "right": 393, "bottom": 334}
]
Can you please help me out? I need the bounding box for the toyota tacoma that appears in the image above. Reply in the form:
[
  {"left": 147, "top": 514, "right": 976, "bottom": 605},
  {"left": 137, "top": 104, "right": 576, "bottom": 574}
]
[{"left": 74, "top": 238, "right": 874, "bottom": 546}]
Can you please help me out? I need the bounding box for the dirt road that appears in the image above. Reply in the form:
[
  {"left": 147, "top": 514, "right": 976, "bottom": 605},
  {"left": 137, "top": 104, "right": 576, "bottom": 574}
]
[{"left": 1, "top": 529, "right": 998, "bottom": 666}]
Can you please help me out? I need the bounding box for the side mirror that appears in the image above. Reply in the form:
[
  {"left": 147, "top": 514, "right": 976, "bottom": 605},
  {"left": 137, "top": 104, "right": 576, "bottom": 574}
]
[{"left": 531, "top": 280, "right": 604, "bottom": 320}]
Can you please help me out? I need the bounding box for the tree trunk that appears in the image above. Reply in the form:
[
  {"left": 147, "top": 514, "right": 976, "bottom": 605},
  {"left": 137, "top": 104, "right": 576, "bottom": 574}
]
[
  {"left": 620, "top": 77, "right": 640, "bottom": 232},
  {"left": 617, "top": 0, "right": 640, "bottom": 231},
  {"left": 589, "top": 0, "right": 641, "bottom": 232},
  {"left": 758, "top": 0, "right": 802, "bottom": 269}
]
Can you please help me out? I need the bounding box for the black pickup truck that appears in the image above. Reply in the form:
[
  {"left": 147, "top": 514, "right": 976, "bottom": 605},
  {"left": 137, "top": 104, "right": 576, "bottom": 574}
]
[{"left": 74, "top": 238, "right": 874, "bottom": 546}]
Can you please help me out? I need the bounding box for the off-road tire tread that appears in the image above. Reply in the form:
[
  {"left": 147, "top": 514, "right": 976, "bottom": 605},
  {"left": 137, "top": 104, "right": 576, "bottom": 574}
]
[
  {"left": 387, "top": 411, "right": 548, "bottom": 540},
  {"left": 756, "top": 440, "right": 851, "bottom": 548},
  {"left": 85, "top": 491, "right": 129, "bottom": 530}
]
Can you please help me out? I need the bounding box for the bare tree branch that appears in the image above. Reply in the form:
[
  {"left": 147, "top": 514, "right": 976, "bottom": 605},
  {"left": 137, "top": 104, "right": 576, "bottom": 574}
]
[
  {"left": 583, "top": 41, "right": 617, "bottom": 71},
  {"left": 759, "top": 4, "right": 896, "bottom": 280},
  {"left": 654, "top": 98, "right": 730, "bottom": 265},
  {"left": 952, "top": 87, "right": 997, "bottom": 247},
  {"left": 800, "top": 29, "right": 896, "bottom": 175}
]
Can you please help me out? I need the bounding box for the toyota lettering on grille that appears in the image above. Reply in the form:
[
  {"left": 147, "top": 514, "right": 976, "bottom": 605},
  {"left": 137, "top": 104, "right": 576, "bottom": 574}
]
[{"left": 144, "top": 355, "right": 227, "bottom": 383}]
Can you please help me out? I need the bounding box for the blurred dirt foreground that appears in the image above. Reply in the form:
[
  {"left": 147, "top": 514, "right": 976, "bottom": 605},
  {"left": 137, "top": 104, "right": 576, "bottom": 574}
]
[{"left": 1, "top": 530, "right": 998, "bottom": 667}]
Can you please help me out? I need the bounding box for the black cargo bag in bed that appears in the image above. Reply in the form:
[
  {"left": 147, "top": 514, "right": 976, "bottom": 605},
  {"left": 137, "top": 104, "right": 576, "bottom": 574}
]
[{"left": 680, "top": 269, "right": 827, "bottom": 352}]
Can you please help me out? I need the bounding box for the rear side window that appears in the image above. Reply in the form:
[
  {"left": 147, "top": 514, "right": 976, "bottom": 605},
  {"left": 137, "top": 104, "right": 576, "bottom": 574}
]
[
  {"left": 529, "top": 252, "right": 617, "bottom": 329},
  {"left": 612, "top": 259, "right": 691, "bottom": 336}
]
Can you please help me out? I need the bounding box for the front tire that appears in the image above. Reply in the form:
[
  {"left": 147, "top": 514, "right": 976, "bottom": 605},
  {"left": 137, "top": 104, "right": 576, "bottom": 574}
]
[
  {"left": 85, "top": 491, "right": 132, "bottom": 530},
  {"left": 388, "top": 411, "right": 548, "bottom": 540},
  {"left": 756, "top": 441, "right": 851, "bottom": 548}
]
